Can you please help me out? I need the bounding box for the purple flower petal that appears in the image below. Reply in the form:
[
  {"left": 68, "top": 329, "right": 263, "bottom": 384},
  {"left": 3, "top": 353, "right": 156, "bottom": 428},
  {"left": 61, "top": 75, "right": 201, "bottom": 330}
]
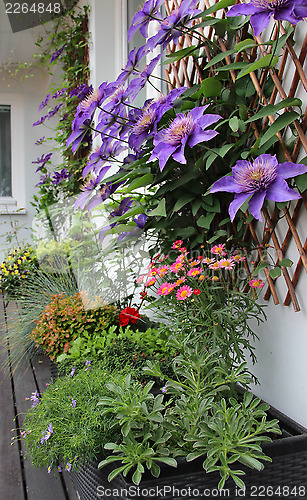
[
  {"left": 227, "top": 3, "right": 259, "bottom": 16},
  {"left": 248, "top": 190, "right": 267, "bottom": 221},
  {"left": 265, "top": 177, "right": 302, "bottom": 202},
  {"left": 210, "top": 175, "right": 243, "bottom": 194},
  {"left": 276, "top": 161, "right": 307, "bottom": 179},
  {"left": 250, "top": 12, "right": 272, "bottom": 36},
  {"left": 229, "top": 192, "right": 252, "bottom": 221}
]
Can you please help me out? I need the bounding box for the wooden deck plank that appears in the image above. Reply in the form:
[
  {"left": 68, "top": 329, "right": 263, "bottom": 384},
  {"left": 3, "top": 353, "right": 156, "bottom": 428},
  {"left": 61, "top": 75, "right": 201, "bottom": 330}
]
[
  {"left": 2, "top": 297, "right": 68, "bottom": 500},
  {"left": 0, "top": 295, "right": 25, "bottom": 499},
  {"left": 0, "top": 343, "right": 25, "bottom": 499}
]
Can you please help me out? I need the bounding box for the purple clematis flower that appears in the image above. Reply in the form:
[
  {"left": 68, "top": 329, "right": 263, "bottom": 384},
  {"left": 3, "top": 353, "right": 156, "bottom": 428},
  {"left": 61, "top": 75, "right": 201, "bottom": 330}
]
[
  {"left": 129, "top": 101, "right": 159, "bottom": 151},
  {"left": 74, "top": 169, "right": 110, "bottom": 210},
  {"left": 210, "top": 154, "right": 307, "bottom": 221},
  {"left": 38, "top": 93, "right": 51, "bottom": 111},
  {"left": 52, "top": 168, "right": 71, "bottom": 186},
  {"left": 117, "top": 46, "right": 147, "bottom": 84},
  {"left": 32, "top": 153, "right": 53, "bottom": 172},
  {"left": 147, "top": 0, "right": 201, "bottom": 50},
  {"left": 127, "top": 0, "right": 164, "bottom": 41},
  {"left": 50, "top": 44, "right": 66, "bottom": 64},
  {"left": 150, "top": 106, "right": 221, "bottom": 171},
  {"left": 227, "top": 0, "right": 307, "bottom": 37}
]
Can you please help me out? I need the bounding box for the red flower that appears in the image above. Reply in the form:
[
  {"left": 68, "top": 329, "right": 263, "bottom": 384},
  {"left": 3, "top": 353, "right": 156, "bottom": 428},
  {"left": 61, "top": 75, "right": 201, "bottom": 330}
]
[
  {"left": 193, "top": 289, "right": 202, "bottom": 295},
  {"left": 119, "top": 307, "right": 141, "bottom": 326}
]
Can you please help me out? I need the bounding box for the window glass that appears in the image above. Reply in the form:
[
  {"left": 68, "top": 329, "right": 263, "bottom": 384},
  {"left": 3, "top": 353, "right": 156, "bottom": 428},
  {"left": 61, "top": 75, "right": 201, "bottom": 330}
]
[{"left": 0, "top": 105, "right": 12, "bottom": 197}]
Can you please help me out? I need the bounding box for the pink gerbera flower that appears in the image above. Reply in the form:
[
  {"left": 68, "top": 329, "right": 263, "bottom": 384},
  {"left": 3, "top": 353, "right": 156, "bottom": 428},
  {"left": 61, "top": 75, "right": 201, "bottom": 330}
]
[
  {"left": 187, "top": 267, "right": 202, "bottom": 277},
  {"left": 209, "top": 261, "right": 221, "bottom": 270},
  {"left": 170, "top": 261, "right": 184, "bottom": 272},
  {"left": 190, "top": 260, "right": 198, "bottom": 267},
  {"left": 145, "top": 277, "right": 156, "bottom": 287},
  {"left": 211, "top": 244, "right": 226, "bottom": 256},
  {"left": 249, "top": 278, "right": 265, "bottom": 288},
  {"left": 219, "top": 259, "right": 235, "bottom": 270},
  {"left": 136, "top": 275, "right": 145, "bottom": 283},
  {"left": 157, "top": 282, "right": 174, "bottom": 296},
  {"left": 147, "top": 267, "right": 158, "bottom": 277},
  {"left": 176, "top": 285, "right": 193, "bottom": 300},
  {"left": 233, "top": 253, "right": 246, "bottom": 262},
  {"left": 157, "top": 265, "right": 169, "bottom": 277},
  {"left": 174, "top": 277, "right": 186, "bottom": 286},
  {"left": 176, "top": 254, "right": 185, "bottom": 263}
]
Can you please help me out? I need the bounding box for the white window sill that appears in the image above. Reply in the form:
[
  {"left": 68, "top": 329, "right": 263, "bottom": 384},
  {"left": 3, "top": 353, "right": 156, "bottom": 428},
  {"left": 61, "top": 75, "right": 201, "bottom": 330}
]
[{"left": 0, "top": 200, "right": 26, "bottom": 215}]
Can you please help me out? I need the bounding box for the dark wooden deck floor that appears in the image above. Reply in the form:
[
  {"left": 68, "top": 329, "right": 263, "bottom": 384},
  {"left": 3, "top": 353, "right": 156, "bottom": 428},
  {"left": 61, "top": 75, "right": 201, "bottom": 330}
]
[{"left": 0, "top": 295, "right": 79, "bottom": 500}]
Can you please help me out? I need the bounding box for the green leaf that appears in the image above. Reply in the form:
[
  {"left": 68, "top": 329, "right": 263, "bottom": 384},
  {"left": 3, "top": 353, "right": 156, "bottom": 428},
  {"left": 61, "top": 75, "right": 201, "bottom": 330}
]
[
  {"left": 207, "top": 230, "right": 228, "bottom": 244},
  {"left": 165, "top": 45, "right": 197, "bottom": 64},
  {"left": 199, "top": 77, "right": 223, "bottom": 97},
  {"left": 217, "top": 62, "right": 249, "bottom": 72},
  {"left": 173, "top": 194, "right": 195, "bottom": 212},
  {"left": 197, "top": 213, "right": 215, "bottom": 229},
  {"left": 204, "top": 51, "right": 235, "bottom": 70},
  {"left": 295, "top": 170, "right": 307, "bottom": 193},
  {"left": 236, "top": 54, "right": 279, "bottom": 79},
  {"left": 234, "top": 39, "right": 256, "bottom": 51},
  {"left": 260, "top": 111, "right": 299, "bottom": 147},
  {"left": 231, "top": 474, "right": 246, "bottom": 490},
  {"left": 229, "top": 116, "right": 240, "bottom": 132},
  {"left": 147, "top": 199, "right": 167, "bottom": 217},
  {"left": 269, "top": 267, "right": 282, "bottom": 279},
  {"left": 245, "top": 98, "right": 302, "bottom": 123},
  {"left": 278, "top": 258, "right": 293, "bottom": 267},
  {"left": 127, "top": 173, "right": 153, "bottom": 191},
  {"left": 203, "top": 0, "right": 236, "bottom": 15},
  {"left": 253, "top": 262, "right": 269, "bottom": 276}
]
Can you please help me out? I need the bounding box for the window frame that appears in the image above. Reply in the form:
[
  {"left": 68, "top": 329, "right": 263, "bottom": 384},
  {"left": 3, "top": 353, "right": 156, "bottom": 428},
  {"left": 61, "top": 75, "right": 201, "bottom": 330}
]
[{"left": 0, "top": 93, "right": 26, "bottom": 214}]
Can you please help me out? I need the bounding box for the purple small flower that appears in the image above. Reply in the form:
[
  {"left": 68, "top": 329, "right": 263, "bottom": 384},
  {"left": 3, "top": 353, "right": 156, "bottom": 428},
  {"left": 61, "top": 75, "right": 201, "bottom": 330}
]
[
  {"left": 32, "top": 153, "right": 52, "bottom": 172},
  {"left": 50, "top": 44, "right": 66, "bottom": 64},
  {"left": 161, "top": 385, "right": 167, "bottom": 393},
  {"left": 47, "top": 466, "right": 52, "bottom": 474},
  {"left": 40, "top": 423, "right": 53, "bottom": 444},
  {"left": 35, "top": 136, "right": 45, "bottom": 145},
  {"left": 52, "top": 168, "right": 71, "bottom": 186},
  {"left": 52, "top": 88, "right": 66, "bottom": 99},
  {"left": 30, "top": 390, "right": 40, "bottom": 408},
  {"left": 65, "top": 463, "right": 72, "bottom": 472},
  {"left": 227, "top": 0, "right": 307, "bottom": 37},
  {"left": 36, "top": 173, "right": 50, "bottom": 187},
  {"left": 33, "top": 114, "right": 48, "bottom": 127},
  {"left": 70, "top": 399, "right": 77, "bottom": 408},
  {"left": 150, "top": 106, "right": 221, "bottom": 171},
  {"left": 38, "top": 94, "right": 51, "bottom": 111},
  {"left": 57, "top": 465, "right": 62, "bottom": 472},
  {"left": 210, "top": 154, "right": 307, "bottom": 221},
  {"left": 70, "top": 366, "right": 76, "bottom": 377},
  {"left": 84, "top": 360, "right": 92, "bottom": 371},
  {"left": 47, "top": 104, "right": 63, "bottom": 120}
]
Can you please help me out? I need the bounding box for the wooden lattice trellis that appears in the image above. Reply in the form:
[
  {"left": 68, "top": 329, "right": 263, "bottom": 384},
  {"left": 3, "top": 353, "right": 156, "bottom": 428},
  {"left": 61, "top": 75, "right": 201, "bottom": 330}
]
[{"left": 164, "top": 0, "right": 307, "bottom": 311}]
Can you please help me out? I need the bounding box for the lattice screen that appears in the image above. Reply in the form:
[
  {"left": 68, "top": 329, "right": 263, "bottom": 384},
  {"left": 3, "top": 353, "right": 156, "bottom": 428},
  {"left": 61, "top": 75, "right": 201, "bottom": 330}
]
[{"left": 164, "top": 0, "right": 307, "bottom": 311}]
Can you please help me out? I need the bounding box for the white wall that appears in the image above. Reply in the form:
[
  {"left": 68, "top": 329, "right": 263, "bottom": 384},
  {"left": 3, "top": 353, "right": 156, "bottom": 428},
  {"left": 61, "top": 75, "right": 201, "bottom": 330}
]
[{"left": 0, "top": 0, "right": 56, "bottom": 259}]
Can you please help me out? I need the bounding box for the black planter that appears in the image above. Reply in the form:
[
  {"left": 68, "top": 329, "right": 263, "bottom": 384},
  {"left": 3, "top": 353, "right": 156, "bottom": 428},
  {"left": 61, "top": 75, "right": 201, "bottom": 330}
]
[{"left": 70, "top": 403, "right": 307, "bottom": 500}]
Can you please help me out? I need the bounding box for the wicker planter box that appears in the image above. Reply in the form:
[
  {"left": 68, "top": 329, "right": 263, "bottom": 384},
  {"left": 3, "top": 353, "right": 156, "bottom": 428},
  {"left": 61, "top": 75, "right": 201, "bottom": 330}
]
[{"left": 70, "top": 403, "right": 307, "bottom": 500}]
